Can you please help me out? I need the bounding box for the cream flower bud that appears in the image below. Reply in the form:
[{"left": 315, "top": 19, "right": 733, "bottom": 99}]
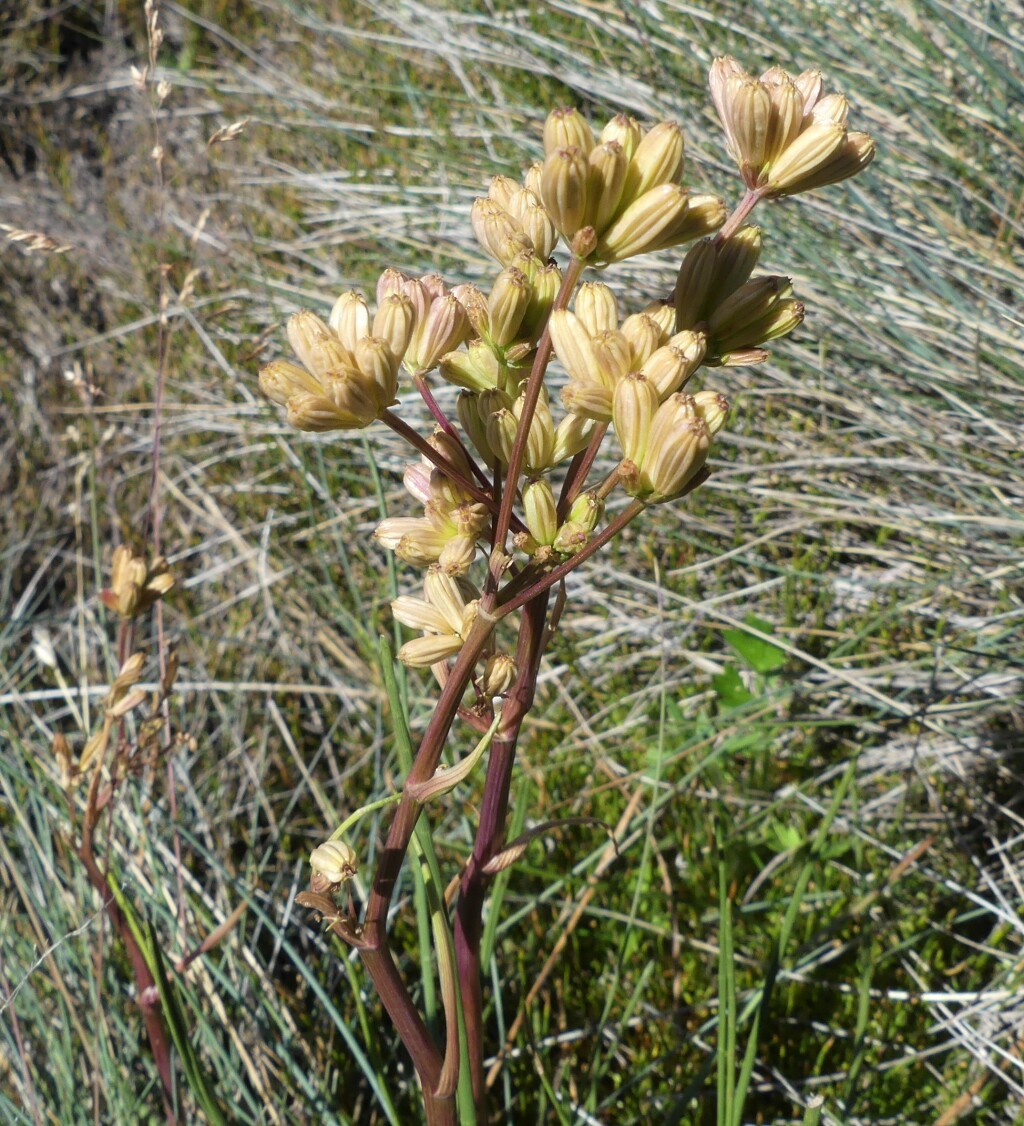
[
  {"left": 774, "top": 131, "right": 875, "bottom": 194},
  {"left": 642, "top": 334, "right": 706, "bottom": 399},
  {"left": 540, "top": 146, "right": 590, "bottom": 238},
  {"left": 673, "top": 194, "right": 727, "bottom": 245},
  {"left": 764, "top": 123, "right": 846, "bottom": 195},
  {"left": 613, "top": 371, "right": 659, "bottom": 464},
  {"left": 586, "top": 141, "right": 628, "bottom": 232},
  {"left": 594, "top": 183, "right": 690, "bottom": 264},
  {"left": 637, "top": 395, "right": 711, "bottom": 501},
  {"left": 399, "top": 633, "right": 465, "bottom": 667},
  {"left": 487, "top": 267, "right": 531, "bottom": 347},
  {"left": 794, "top": 68, "right": 824, "bottom": 116},
  {"left": 811, "top": 93, "right": 849, "bottom": 128},
  {"left": 561, "top": 380, "right": 613, "bottom": 422},
  {"left": 371, "top": 294, "right": 414, "bottom": 364},
  {"left": 259, "top": 360, "right": 322, "bottom": 406},
  {"left": 391, "top": 596, "right": 450, "bottom": 635},
  {"left": 760, "top": 72, "right": 803, "bottom": 164},
  {"left": 520, "top": 259, "right": 562, "bottom": 343},
  {"left": 472, "top": 198, "right": 525, "bottom": 264},
  {"left": 374, "top": 516, "right": 428, "bottom": 550},
  {"left": 515, "top": 395, "right": 556, "bottom": 472},
  {"left": 438, "top": 534, "right": 478, "bottom": 575},
  {"left": 522, "top": 478, "right": 558, "bottom": 545},
  {"left": 287, "top": 311, "right": 335, "bottom": 374},
  {"left": 549, "top": 309, "right": 600, "bottom": 385},
  {"left": 487, "top": 174, "right": 518, "bottom": 209},
  {"left": 600, "top": 113, "right": 642, "bottom": 162},
  {"left": 621, "top": 120, "right": 685, "bottom": 204},
  {"left": 481, "top": 653, "right": 517, "bottom": 697},
  {"left": 692, "top": 390, "right": 731, "bottom": 435},
  {"left": 424, "top": 568, "right": 471, "bottom": 633},
  {"left": 452, "top": 284, "right": 489, "bottom": 338},
  {"left": 310, "top": 840, "right": 358, "bottom": 887},
  {"left": 573, "top": 283, "right": 618, "bottom": 337},
  {"left": 621, "top": 313, "right": 663, "bottom": 367},
  {"left": 543, "top": 107, "right": 594, "bottom": 155},
  {"left": 328, "top": 293, "right": 371, "bottom": 353},
  {"left": 354, "top": 336, "right": 399, "bottom": 406},
  {"left": 592, "top": 331, "right": 632, "bottom": 389}
]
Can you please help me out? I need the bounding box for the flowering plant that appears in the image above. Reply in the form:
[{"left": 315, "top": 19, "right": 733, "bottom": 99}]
[{"left": 259, "top": 56, "right": 874, "bottom": 1124}]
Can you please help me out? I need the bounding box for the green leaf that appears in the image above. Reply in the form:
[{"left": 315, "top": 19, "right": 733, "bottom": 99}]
[
  {"left": 712, "top": 666, "right": 753, "bottom": 708},
  {"left": 723, "top": 614, "right": 788, "bottom": 674}
]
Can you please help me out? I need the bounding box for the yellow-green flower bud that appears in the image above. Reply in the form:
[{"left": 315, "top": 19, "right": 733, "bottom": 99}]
[
  {"left": 540, "top": 146, "right": 590, "bottom": 239},
  {"left": 440, "top": 340, "right": 500, "bottom": 392},
  {"left": 568, "top": 490, "right": 604, "bottom": 532},
  {"left": 594, "top": 183, "right": 690, "bottom": 263},
  {"left": 354, "top": 336, "right": 399, "bottom": 407},
  {"left": 514, "top": 394, "right": 556, "bottom": 472},
  {"left": 552, "top": 412, "right": 594, "bottom": 463},
  {"left": 621, "top": 120, "right": 685, "bottom": 205},
  {"left": 573, "top": 282, "right": 618, "bottom": 337},
  {"left": 552, "top": 520, "right": 589, "bottom": 555},
  {"left": 692, "top": 390, "right": 731, "bottom": 436},
  {"left": 599, "top": 113, "right": 642, "bottom": 162},
  {"left": 586, "top": 141, "right": 628, "bottom": 232},
  {"left": 471, "top": 198, "right": 527, "bottom": 264},
  {"left": 543, "top": 107, "right": 595, "bottom": 156},
  {"left": 612, "top": 371, "right": 659, "bottom": 464},
  {"left": 522, "top": 478, "right": 558, "bottom": 545},
  {"left": 457, "top": 391, "right": 497, "bottom": 466},
  {"left": 520, "top": 259, "right": 562, "bottom": 344}
]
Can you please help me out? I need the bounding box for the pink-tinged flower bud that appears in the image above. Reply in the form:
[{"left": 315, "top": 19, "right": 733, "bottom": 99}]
[
  {"left": 561, "top": 380, "right": 613, "bottom": 422},
  {"left": 258, "top": 360, "right": 322, "bottom": 406},
  {"left": 544, "top": 107, "right": 595, "bottom": 156},
  {"left": 573, "top": 283, "right": 618, "bottom": 337},
  {"left": 522, "top": 478, "right": 558, "bottom": 545},
  {"left": 481, "top": 653, "right": 517, "bottom": 697},
  {"left": 794, "top": 68, "right": 824, "bottom": 117},
  {"left": 452, "top": 284, "right": 489, "bottom": 337},
  {"left": 403, "top": 464, "right": 433, "bottom": 505},
  {"left": 586, "top": 141, "right": 628, "bottom": 232},
  {"left": 636, "top": 395, "right": 711, "bottom": 501},
  {"left": 568, "top": 490, "right": 603, "bottom": 532},
  {"left": 328, "top": 293, "right": 371, "bottom": 353},
  {"left": 540, "top": 147, "right": 590, "bottom": 239},
  {"left": 621, "top": 120, "right": 685, "bottom": 205},
  {"left": 599, "top": 113, "right": 642, "bottom": 162},
  {"left": 613, "top": 371, "right": 659, "bottom": 464},
  {"left": 399, "top": 633, "right": 465, "bottom": 667},
  {"left": 407, "top": 294, "right": 469, "bottom": 374},
  {"left": 692, "top": 390, "right": 731, "bottom": 436},
  {"left": 376, "top": 267, "right": 408, "bottom": 305},
  {"left": 594, "top": 183, "right": 690, "bottom": 263}
]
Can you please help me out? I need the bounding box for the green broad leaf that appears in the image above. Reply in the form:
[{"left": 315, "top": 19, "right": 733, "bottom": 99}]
[
  {"left": 723, "top": 614, "right": 788, "bottom": 674},
  {"left": 712, "top": 666, "right": 753, "bottom": 708}
]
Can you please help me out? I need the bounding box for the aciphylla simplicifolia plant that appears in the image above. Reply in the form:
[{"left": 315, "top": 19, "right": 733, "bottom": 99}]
[{"left": 258, "top": 56, "right": 875, "bottom": 1125}]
